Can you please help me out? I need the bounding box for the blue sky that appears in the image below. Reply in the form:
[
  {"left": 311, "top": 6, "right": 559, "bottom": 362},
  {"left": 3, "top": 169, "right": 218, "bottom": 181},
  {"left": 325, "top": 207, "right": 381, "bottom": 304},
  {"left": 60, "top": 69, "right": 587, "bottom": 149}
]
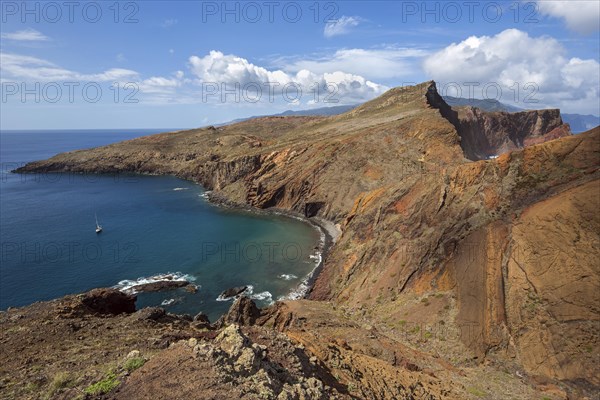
[{"left": 1, "top": 0, "right": 599, "bottom": 129}]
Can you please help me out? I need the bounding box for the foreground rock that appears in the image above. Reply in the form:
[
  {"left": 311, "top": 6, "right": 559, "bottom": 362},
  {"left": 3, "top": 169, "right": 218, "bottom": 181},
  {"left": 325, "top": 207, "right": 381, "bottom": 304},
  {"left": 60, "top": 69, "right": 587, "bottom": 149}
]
[
  {"left": 0, "top": 295, "right": 570, "bottom": 399},
  {"left": 217, "top": 296, "right": 261, "bottom": 327},
  {"left": 80, "top": 288, "right": 136, "bottom": 315}
]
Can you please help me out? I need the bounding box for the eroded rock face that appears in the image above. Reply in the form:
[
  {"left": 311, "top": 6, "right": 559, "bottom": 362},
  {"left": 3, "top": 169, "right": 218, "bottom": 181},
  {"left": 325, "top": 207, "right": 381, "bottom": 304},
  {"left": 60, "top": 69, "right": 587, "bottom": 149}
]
[
  {"left": 81, "top": 288, "right": 136, "bottom": 315},
  {"left": 454, "top": 107, "right": 571, "bottom": 160},
  {"left": 505, "top": 180, "right": 600, "bottom": 384}
]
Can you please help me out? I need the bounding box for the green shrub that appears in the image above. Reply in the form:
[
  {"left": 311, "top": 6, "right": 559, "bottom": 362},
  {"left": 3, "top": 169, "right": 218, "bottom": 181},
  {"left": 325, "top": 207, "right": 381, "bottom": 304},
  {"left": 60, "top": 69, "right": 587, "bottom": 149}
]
[
  {"left": 84, "top": 372, "right": 120, "bottom": 395},
  {"left": 123, "top": 357, "right": 146, "bottom": 372}
]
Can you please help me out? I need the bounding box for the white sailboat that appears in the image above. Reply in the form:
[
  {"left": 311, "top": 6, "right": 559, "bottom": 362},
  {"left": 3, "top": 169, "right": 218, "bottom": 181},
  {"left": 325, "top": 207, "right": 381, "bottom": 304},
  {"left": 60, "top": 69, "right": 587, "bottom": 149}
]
[{"left": 95, "top": 213, "right": 103, "bottom": 233}]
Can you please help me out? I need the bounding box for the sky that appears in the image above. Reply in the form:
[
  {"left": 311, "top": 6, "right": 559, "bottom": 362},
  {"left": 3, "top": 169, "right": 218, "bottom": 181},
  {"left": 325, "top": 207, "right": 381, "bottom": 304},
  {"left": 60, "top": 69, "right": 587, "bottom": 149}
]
[{"left": 1, "top": 0, "right": 599, "bottom": 129}]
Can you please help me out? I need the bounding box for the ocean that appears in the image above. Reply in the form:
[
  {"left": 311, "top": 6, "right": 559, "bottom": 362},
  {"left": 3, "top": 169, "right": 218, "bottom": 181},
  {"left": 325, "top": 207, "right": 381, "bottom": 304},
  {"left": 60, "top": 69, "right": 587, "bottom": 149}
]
[{"left": 0, "top": 129, "right": 322, "bottom": 321}]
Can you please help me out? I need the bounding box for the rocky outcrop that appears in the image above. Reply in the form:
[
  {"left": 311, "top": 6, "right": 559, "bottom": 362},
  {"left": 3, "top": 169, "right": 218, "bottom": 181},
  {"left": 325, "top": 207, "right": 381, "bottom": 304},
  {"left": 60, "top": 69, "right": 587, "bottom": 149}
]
[
  {"left": 80, "top": 288, "right": 136, "bottom": 315},
  {"left": 129, "top": 280, "right": 191, "bottom": 293},
  {"left": 218, "top": 286, "right": 248, "bottom": 299},
  {"left": 217, "top": 296, "right": 261, "bottom": 327}
]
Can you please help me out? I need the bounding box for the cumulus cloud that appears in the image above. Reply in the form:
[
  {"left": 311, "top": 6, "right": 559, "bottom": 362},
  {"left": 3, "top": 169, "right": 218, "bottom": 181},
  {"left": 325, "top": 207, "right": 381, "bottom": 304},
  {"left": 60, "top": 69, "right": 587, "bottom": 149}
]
[
  {"left": 1, "top": 29, "right": 49, "bottom": 41},
  {"left": 537, "top": 0, "right": 600, "bottom": 34},
  {"left": 275, "top": 47, "right": 428, "bottom": 80},
  {"left": 423, "top": 29, "right": 600, "bottom": 114},
  {"left": 324, "top": 16, "right": 361, "bottom": 38},
  {"left": 189, "top": 50, "right": 387, "bottom": 104}
]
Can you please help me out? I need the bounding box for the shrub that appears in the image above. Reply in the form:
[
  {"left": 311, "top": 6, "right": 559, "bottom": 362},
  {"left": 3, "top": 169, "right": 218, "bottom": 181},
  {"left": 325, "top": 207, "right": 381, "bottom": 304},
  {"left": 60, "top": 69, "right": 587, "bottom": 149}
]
[
  {"left": 123, "top": 357, "right": 146, "bottom": 372},
  {"left": 84, "top": 372, "right": 120, "bottom": 395}
]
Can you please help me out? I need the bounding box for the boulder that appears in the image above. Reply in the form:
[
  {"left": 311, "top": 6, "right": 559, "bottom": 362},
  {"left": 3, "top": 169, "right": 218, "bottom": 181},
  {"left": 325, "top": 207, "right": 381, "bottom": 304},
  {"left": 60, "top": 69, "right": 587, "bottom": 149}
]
[
  {"left": 192, "top": 312, "right": 213, "bottom": 330},
  {"left": 219, "top": 286, "right": 248, "bottom": 299},
  {"left": 133, "top": 307, "right": 166, "bottom": 321},
  {"left": 218, "top": 296, "right": 261, "bottom": 327},
  {"left": 130, "top": 280, "right": 190, "bottom": 293},
  {"left": 81, "top": 288, "right": 136, "bottom": 315}
]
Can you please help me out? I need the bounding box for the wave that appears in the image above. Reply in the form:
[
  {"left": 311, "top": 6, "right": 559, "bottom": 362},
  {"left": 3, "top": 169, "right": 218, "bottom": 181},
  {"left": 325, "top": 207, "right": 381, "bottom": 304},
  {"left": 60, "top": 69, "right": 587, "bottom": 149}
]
[
  {"left": 198, "top": 190, "right": 212, "bottom": 199},
  {"left": 113, "top": 272, "right": 197, "bottom": 294},
  {"left": 173, "top": 187, "right": 189, "bottom": 191},
  {"left": 215, "top": 284, "right": 273, "bottom": 305},
  {"left": 282, "top": 227, "right": 326, "bottom": 301},
  {"left": 278, "top": 274, "right": 298, "bottom": 281},
  {"left": 161, "top": 298, "right": 176, "bottom": 306}
]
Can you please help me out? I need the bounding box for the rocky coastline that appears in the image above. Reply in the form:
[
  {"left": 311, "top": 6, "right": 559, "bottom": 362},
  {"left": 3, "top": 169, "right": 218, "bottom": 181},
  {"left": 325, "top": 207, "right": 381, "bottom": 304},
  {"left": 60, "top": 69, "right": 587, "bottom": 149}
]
[{"left": 4, "top": 81, "right": 599, "bottom": 399}]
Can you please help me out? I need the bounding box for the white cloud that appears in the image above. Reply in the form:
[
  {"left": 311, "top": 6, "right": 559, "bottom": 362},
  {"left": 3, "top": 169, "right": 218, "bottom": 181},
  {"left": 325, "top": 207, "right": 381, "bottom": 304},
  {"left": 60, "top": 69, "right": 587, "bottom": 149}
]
[
  {"left": 275, "top": 47, "right": 428, "bottom": 80},
  {"left": 0, "top": 52, "right": 138, "bottom": 82},
  {"left": 161, "top": 19, "right": 178, "bottom": 28},
  {"left": 188, "top": 50, "right": 387, "bottom": 105},
  {"left": 1, "top": 29, "right": 49, "bottom": 42},
  {"left": 423, "top": 29, "right": 600, "bottom": 115},
  {"left": 324, "top": 16, "right": 361, "bottom": 38},
  {"left": 139, "top": 74, "right": 184, "bottom": 94},
  {"left": 537, "top": 0, "right": 600, "bottom": 34}
]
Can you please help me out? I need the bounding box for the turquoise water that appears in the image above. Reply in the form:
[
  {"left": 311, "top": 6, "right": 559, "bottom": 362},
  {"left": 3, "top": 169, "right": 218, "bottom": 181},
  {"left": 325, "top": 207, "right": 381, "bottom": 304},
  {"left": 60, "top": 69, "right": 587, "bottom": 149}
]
[{"left": 0, "top": 130, "right": 321, "bottom": 321}]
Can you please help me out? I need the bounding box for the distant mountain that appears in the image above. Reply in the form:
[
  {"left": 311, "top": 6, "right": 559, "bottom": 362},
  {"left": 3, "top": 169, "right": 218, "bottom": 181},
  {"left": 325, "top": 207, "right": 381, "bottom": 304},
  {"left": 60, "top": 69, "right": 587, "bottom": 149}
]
[
  {"left": 217, "top": 104, "right": 357, "bottom": 126},
  {"left": 561, "top": 114, "right": 600, "bottom": 133},
  {"left": 442, "top": 96, "right": 599, "bottom": 133},
  {"left": 442, "top": 95, "right": 524, "bottom": 112}
]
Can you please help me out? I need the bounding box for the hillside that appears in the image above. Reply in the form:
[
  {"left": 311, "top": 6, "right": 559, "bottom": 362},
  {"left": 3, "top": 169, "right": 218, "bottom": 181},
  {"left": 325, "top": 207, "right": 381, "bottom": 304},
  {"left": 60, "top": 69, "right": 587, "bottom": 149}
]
[{"left": 8, "top": 81, "right": 600, "bottom": 399}]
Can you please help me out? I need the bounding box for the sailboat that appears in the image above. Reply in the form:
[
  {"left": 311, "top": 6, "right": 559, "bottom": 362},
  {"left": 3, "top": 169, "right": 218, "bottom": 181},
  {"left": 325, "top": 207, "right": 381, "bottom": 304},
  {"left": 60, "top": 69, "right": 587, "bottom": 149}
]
[{"left": 95, "top": 213, "right": 103, "bottom": 234}]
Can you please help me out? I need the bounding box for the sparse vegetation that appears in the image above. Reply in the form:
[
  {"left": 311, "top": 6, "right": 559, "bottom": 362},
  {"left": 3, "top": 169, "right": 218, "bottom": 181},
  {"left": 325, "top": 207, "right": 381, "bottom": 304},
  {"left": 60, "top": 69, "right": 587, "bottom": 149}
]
[
  {"left": 84, "top": 372, "right": 120, "bottom": 395},
  {"left": 123, "top": 357, "right": 146, "bottom": 372},
  {"left": 46, "top": 371, "right": 76, "bottom": 397},
  {"left": 466, "top": 386, "right": 487, "bottom": 398}
]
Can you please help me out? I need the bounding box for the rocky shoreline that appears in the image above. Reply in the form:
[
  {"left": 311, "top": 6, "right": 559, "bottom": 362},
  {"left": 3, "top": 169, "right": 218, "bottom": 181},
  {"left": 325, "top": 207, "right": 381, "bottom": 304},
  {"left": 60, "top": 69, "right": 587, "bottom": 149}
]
[{"left": 205, "top": 189, "right": 341, "bottom": 301}]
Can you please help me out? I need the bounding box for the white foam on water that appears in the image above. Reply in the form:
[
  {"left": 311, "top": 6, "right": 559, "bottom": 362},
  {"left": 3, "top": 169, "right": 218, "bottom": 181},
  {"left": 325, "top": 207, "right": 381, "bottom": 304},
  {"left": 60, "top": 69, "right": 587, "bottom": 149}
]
[
  {"left": 161, "top": 298, "right": 176, "bottom": 306},
  {"left": 113, "top": 272, "right": 197, "bottom": 295},
  {"left": 215, "top": 284, "right": 273, "bottom": 305},
  {"left": 216, "top": 285, "right": 253, "bottom": 302},
  {"left": 282, "top": 225, "right": 326, "bottom": 301},
  {"left": 199, "top": 191, "right": 212, "bottom": 199},
  {"left": 173, "top": 187, "right": 189, "bottom": 191},
  {"left": 278, "top": 274, "right": 298, "bottom": 281}
]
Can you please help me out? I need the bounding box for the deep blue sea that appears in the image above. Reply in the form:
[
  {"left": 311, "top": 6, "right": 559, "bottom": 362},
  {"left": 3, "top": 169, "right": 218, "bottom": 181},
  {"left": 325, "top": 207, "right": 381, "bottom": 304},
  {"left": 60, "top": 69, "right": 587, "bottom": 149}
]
[{"left": 0, "top": 130, "right": 321, "bottom": 321}]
